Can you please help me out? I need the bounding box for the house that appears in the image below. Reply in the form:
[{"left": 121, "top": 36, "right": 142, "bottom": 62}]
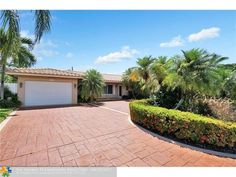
[{"left": 6, "top": 68, "right": 128, "bottom": 107}]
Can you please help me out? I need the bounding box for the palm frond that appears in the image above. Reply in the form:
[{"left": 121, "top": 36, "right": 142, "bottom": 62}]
[
  {"left": 0, "top": 10, "right": 20, "bottom": 42},
  {"left": 21, "top": 37, "right": 34, "bottom": 49},
  {"left": 34, "top": 10, "right": 51, "bottom": 43}
]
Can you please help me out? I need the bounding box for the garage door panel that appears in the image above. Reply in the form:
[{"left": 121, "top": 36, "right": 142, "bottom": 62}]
[{"left": 25, "top": 81, "right": 72, "bottom": 106}]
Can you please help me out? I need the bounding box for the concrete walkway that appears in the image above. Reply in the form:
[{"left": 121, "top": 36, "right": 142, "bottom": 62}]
[{"left": 0, "top": 101, "right": 235, "bottom": 166}]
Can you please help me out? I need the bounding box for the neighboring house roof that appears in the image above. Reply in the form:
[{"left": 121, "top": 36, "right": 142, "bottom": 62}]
[
  {"left": 6, "top": 68, "right": 123, "bottom": 83},
  {"left": 71, "top": 71, "right": 122, "bottom": 83},
  {"left": 101, "top": 73, "right": 122, "bottom": 83}
]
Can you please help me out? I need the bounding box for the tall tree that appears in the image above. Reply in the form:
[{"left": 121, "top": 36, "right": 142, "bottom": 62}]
[
  {"left": 0, "top": 10, "right": 51, "bottom": 99},
  {"left": 134, "top": 55, "right": 155, "bottom": 82},
  {"left": 122, "top": 68, "right": 142, "bottom": 99},
  {"left": 130, "top": 56, "right": 157, "bottom": 96},
  {"left": 163, "top": 48, "right": 228, "bottom": 109},
  {"left": 0, "top": 29, "right": 36, "bottom": 99},
  {"left": 1, "top": 10, "right": 51, "bottom": 44},
  {"left": 81, "top": 69, "right": 105, "bottom": 102},
  {"left": 151, "top": 56, "right": 174, "bottom": 85}
]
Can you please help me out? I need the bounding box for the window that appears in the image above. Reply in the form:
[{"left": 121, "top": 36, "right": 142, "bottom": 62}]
[
  {"left": 107, "top": 85, "right": 113, "bottom": 94},
  {"left": 103, "top": 86, "right": 107, "bottom": 94},
  {"left": 103, "top": 85, "right": 113, "bottom": 94}
]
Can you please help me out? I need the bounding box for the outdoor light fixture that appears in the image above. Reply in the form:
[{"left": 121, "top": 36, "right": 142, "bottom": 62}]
[
  {"left": 74, "top": 84, "right": 77, "bottom": 88},
  {"left": 19, "top": 82, "right": 23, "bottom": 88}
]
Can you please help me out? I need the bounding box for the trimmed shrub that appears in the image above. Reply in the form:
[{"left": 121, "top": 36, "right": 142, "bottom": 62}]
[
  {"left": 0, "top": 87, "right": 21, "bottom": 108},
  {"left": 129, "top": 100, "right": 236, "bottom": 148},
  {"left": 0, "top": 99, "right": 21, "bottom": 108}
]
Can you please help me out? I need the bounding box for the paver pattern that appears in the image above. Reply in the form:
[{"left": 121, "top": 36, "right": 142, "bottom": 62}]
[{"left": 0, "top": 101, "right": 236, "bottom": 167}]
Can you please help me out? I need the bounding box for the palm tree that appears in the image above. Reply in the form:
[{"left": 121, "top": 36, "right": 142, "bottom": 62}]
[
  {"left": 130, "top": 56, "right": 157, "bottom": 95},
  {"left": 122, "top": 68, "right": 135, "bottom": 95},
  {"left": 219, "top": 68, "right": 236, "bottom": 100},
  {"left": 81, "top": 69, "right": 105, "bottom": 102},
  {"left": 0, "top": 10, "right": 51, "bottom": 99},
  {"left": 0, "top": 29, "right": 36, "bottom": 99},
  {"left": 122, "top": 68, "right": 142, "bottom": 99},
  {"left": 151, "top": 56, "right": 174, "bottom": 85},
  {"left": 134, "top": 55, "right": 155, "bottom": 82},
  {"left": 163, "top": 48, "right": 228, "bottom": 109},
  {"left": 1, "top": 10, "right": 51, "bottom": 44}
]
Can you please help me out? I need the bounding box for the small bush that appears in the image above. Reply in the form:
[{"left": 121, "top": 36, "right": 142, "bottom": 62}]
[
  {"left": 0, "top": 99, "right": 21, "bottom": 108},
  {"left": 4, "top": 87, "right": 18, "bottom": 101},
  {"left": 202, "top": 98, "right": 236, "bottom": 122},
  {"left": 130, "top": 100, "right": 236, "bottom": 148},
  {"left": 0, "top": 87, "right": 21, "bottom": 108},
  {"left": 181, "top": 97, "right": 236, "bottom": 122},
  {"left": 122, "top": 95, "right": 130, "bottom": 99},
  {"left": 153, "top": 87, "right": 182, "bottom": 109}
]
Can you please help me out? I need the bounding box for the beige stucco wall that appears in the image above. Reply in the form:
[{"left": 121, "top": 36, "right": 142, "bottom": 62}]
[
  {"left": 17, "top": 76, "right": 78, "bottom": 106},
  {"left": 101, "top": 83, "right": 128, "bottom": 99}
]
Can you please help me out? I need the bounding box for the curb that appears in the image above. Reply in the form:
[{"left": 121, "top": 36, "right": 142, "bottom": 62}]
[
  {"left": 0, "top": 109, "right": 17, "bottom": 132},
  {"left": 128, "top": 116, "right": 236, "bottom": 159}
]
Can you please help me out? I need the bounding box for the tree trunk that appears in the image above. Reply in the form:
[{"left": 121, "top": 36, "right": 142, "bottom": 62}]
[
  {"left": 174, "top": 97, "right": 184, "bottom": 110},
  {"left": 0, "top": 64, "right": 6, "bottom": 100},
  {"left": 131, "top": 90, "right": 136, "bottom": 99}
]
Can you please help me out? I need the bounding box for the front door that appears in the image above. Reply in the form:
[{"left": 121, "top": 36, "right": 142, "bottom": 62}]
[{"left": 119, "top": 86, "right": 122, "bottom": 96}]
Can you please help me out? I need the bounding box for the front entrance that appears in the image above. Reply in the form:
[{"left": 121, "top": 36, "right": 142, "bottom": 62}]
[{"left": 119, "top": 86, "right": 122, "bottom": 96}]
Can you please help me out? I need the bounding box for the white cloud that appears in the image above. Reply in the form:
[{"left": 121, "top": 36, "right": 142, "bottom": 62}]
[
  {"left": 95, "top": 46, "right": 139, "bottom": 64},
  {"left": 188, "top": 27, "right": 220, "bottom": 42},
  {"left": 33, "top": 39, "right": 58, "bottom": 59},
  {"left": 20, "top": 30, "right": 34, "bottom": 39},
  {"left": 160, "top": 36, "right": 184, "bottom": 48},
  {"left": 20, "top": 31, "right": 58, "bottom": 59},
  {"left": 66, "top": 52, "right": 74, "bottom": 59},
  {"left": 35, "top": 49, "right": 58, "bottom": 57}
]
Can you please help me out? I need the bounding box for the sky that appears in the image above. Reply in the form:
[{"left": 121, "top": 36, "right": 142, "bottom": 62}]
[{"left": 18, "top": 10, "right": 236, "bottom": 74}]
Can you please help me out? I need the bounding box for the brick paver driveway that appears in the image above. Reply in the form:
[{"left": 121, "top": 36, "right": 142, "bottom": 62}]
[{"left": 0, "top": 101, "right": 235, "bottom": 167}]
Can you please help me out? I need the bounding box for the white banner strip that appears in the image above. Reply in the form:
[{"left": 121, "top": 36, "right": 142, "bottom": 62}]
[
  {"left": 0, "top": 0, "right": 236, "bottom": 10},
  {"left": 117, "top": 167, "right": 236, "bottom": 177}
]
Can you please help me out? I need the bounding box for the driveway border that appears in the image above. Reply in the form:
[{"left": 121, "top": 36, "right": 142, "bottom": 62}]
[
  {"left": 127, "top": 115, "right": 236, "bottom": 159},
  {"left": 92, "top": 102, "right": 236, "bottom": 159},
  {"left": 0, "top": 109, "right": 17, "bottom": 132}
]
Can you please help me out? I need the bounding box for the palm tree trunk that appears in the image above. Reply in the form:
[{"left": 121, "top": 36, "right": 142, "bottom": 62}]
[
  {"left": 131, "top": 90, "right": 136, "bottom": 99},
  {"left": 0, "top": 64, "right": 6, "bottom": 100},
  {"left": 174, "top": 97, "right": 184, "bottom": 109}
]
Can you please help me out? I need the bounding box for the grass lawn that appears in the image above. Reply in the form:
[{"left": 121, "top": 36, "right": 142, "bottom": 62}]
[{"left": 0, "top": 108, "right": 12, "bottom": 124}]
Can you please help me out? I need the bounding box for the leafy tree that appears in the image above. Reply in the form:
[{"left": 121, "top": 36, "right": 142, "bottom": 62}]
[
  {"left": 134, "top": 55, "right": 155, "bottom": 82},
  {"left": 122, "top": 68, "right": 146, "bottom": 99},
  {"left": 162, "top": 48, "right": 228, "bottom": 109},
  {"left": 0, "top": 29, "right": 36, "bottom": 99},
  {"left": 221, "top": 69, "right": 236, "bottom": 100},
  {"left": 1, "top": 10, "right": 51, "bottom": 44},
  {"left": 81, "top": 69, "right": 105, "bottom": 102},
  {"left": 151, "top": 56, "right": 175, "bottom": 86},
  {"left": 130, "top": 56, "right": 158, "bottom": 96},
  {"left": 0, "top": 10, "right": 51, "bottom": 100}
]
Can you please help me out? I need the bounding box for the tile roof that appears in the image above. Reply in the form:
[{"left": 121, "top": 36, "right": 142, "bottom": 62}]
[
  {"left": 6, "top": 68, "right": 122, "bottom": 83},
  {"left": 6, "top": 68, "right": 83, "bottom": 78},
  {"left": 101, "top": 73, "right": 122, "bottom": 83},
  {"left": 70, "top": 71, "right": 122, "bottom": 83}
]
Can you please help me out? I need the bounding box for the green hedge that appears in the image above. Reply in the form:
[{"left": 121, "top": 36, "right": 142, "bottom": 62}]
[{"left": 129, "top": 100, "right": 236, "bottom": 148}]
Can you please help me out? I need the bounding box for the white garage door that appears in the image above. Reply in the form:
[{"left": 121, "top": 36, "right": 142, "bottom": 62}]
[{"left": 25, "top": 81, "right": 72, "bottom": 106}]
